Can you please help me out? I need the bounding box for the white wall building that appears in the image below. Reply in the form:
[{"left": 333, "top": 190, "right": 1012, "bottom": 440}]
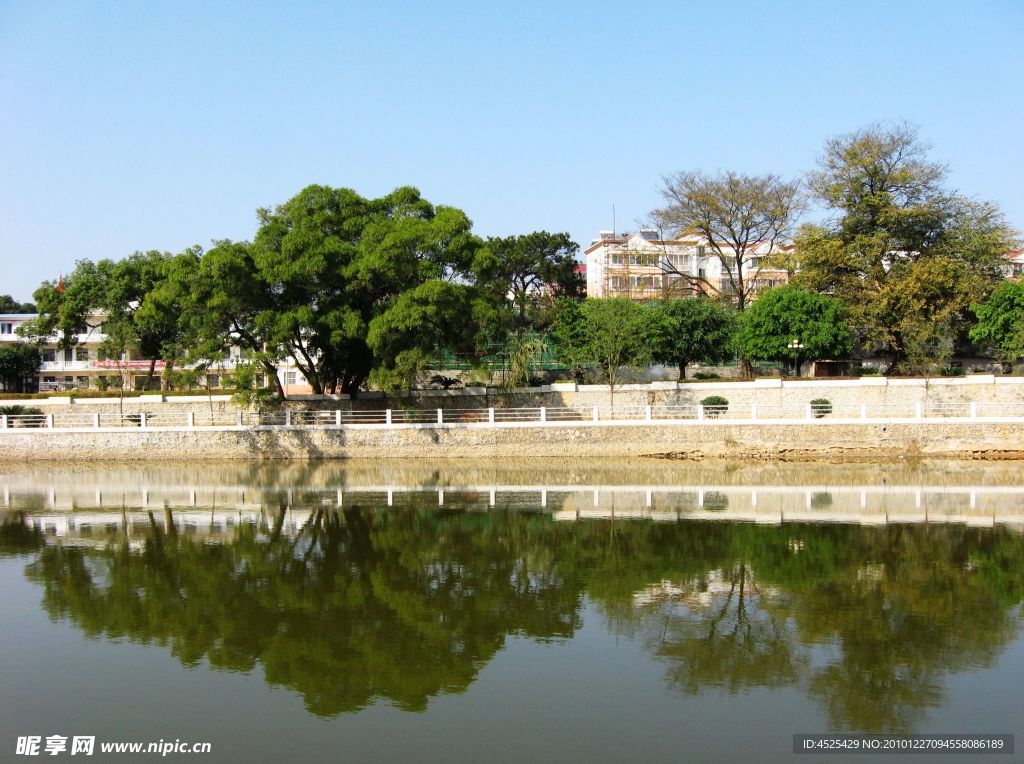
[
  {"left": 584, "top": 230, "right": 791, "bottom": 301},
  {"left": 0, "top": 312, "right": 310, "bottom": 393}
]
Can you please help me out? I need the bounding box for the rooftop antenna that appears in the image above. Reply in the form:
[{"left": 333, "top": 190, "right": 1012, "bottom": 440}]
[{"left": 612, "top": 204, "right": 616, "bottom": 237}]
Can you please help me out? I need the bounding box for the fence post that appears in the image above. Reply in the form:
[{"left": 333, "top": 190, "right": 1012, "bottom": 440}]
[
  {"left": 93, "top": 413, "right": 100, "bottom": 428},
  {"left": 750, "top": 404, "right": 757, "bottom": 420},
  {"left": 644, "top": 405, "right": 652, "bottom": 421},
  {"left": 335, "top": 409, "right": 342, "bottom": 427},
  {"left": 437, "top": 408, "right": 443, "bottom": 425},
  {"left": 969, "top": 402, "right": 977, "bottom": 420},
  {"left": 806, "top": 403, "right": 813, "bottom": 420},
  {"left": 0, "top": 414, "right": 6, "bottom": 429},
  {"left": 237, "top": 411, "right": 243, "bottom": 426},
  {"left": 46, "top": 413, "right": 53, "bottom": 428},
  {"left": 539, "top": 406, "right": 546, "bottom": 423},
  {"left": 285, "top": 410, "right": 292, "bottom": 427},
  {"left": 697, "top": 405, "right": 705, "bottom": 421},
  {"left": 187, "top": 411, "right": 195, "bottom": 428},
  {"left": 915, "top": 402, "right": 923, "bottom": 419},
  {"left": 140, "top": 413, "right": 147, "bottom": 428},
  {"left": 488, "top": 407, "right": 495, "bottom": 424},
  {"left": 385, "top": 408, "right": 392, "bottom": 426},
  {"left": 860, "top": 404, "right": 867, "bottom": 420},
  {"left": 592, "top": 406, "right": 599, "bottom": 422}
]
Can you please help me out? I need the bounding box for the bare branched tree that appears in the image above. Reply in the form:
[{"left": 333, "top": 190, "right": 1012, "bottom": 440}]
[{"left": 652, "top": 171, "right": 805, "bottom": 312}]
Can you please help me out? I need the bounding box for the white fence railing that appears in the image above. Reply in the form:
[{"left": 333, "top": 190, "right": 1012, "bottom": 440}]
[{"left": 3, "top": 402, "right": 1024, "bottom": 431}]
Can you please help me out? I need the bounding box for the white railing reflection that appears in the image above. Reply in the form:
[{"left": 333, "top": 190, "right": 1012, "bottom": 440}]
[{"left": 7, "top": 481, "right": 1024, "bottom": 540}]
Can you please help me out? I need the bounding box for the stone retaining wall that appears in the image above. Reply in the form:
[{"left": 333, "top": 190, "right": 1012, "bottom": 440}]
[
  {"left": 3, "top": 421, "right": 1022, "bottom": 461},
  {"left": 5, "top": 376, "right": 1024, "bottom": 418}
]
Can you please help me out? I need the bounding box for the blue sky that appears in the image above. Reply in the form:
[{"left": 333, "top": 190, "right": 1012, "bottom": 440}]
[{"left": 1, "top": 0, "right": 1021, "bottom": 300}]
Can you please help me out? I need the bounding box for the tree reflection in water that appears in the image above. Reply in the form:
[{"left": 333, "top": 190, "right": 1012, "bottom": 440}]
[{"left": 18, "top": 500, "right": 1024, "bottom": 730}]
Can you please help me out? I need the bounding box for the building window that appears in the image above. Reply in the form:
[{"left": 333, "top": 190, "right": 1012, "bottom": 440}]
[
  {"left": 610, "top": 255, "right": 623, "bottom": 265},
  {"left": 0, "top": 322, "right": 12, "bottom": 334},
  {"left": 206, "top": 374, "right": 220, "bottom": 388},
  {"left": 285, "top": 372, "right": 298, "bottom": 385},
  {"left": 76, "top": 347, "right": 89, "bottom": 361},
  {"left": 41, "top": 349, "right": 56, "bottom": 363}
]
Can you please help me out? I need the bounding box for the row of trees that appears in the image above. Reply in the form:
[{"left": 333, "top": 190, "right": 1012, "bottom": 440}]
[
  {"left": 646, "top": 122, "right": 1020, "bottom": 374},
  {"left": 19, "top": 186, "right": 582, "bottom": 396},
  {"left": 551, "top": 286, "right": 852, "bottom": 390},
  {"left": 10, "top": 122, "right": 1021, "bottom": 395}
]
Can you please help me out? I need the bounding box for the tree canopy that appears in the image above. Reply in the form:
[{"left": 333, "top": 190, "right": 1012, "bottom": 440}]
[
  {"left": 551, "top": 297, "right": 652, "bottom": 391},
  {"left": 0, "top": 295, "right": 36, "bottom": 313},
  {"left": 732, "top": 285, "right": 852, "bottom": 375},
  {"left": 649, "top": 298, "right": 736, "bottom": 379},
  {"left": 653, "top": 170, "right": 805, "bottom": 311},
  {"left": 970, "top": 280, "right": 1024, "bottom": 364},
  {"left": 0, "top": 344, "right": 41, "bottom": 393},
  {"left": 795, "top": 122, "right": 1019, "bottom": 371}
]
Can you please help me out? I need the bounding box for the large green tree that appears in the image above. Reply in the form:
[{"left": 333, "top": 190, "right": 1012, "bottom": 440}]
[
  {"left": 732, "top": 285, "right": 852, "bottom": 375},
  {"left": 190, "top": 185, "right": 484, "bottom": 396},
  {"left": 970, "top": 280, "right": 1024, "bottom": 365},
  {"left": 474, "top": 231, "right": 583, "bottom": 335},
  {"left": 795, "top": 122, "right": 1019, "bottom": 371},
  {"left": 649, "top": 298, "right": 736, "bottom": 379},
  {"left": 22, "top": 251, "right": 200, "bottom": 390},
  {"left": 551, "top": 297, "right": 653, "bottom": 396}
]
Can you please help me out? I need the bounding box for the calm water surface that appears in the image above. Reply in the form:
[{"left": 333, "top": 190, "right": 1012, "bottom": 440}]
[{"left": 1, "top": 459, "right": 1022, "bottom": 763}]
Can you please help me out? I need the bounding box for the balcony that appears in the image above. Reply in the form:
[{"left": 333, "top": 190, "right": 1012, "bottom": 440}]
[{"left": 39, "top": 361, "right": 97, "bottom": 372}]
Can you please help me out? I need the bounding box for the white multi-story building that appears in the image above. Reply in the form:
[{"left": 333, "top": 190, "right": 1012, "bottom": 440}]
[
  {"left": 0, "top": 312, "right": 310, "bottom": 394},
  {"left": 584, "top": 230, "right": 792, "bottom": 301}
]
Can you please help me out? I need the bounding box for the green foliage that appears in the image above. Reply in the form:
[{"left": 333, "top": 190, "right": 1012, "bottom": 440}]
[
  {"left": 700, "top": 395, "right": 729, "bottom": 417},
  {"left": 0, "top": 344, "right": 40, "bottom": 393},
  {"left": 796, "top": 122, "right": 1019, "bottom": 369},
  {"left": 970, "top": 280, "right": 1024, "bottom": 363},
  {"left": 190, "top": 185, "right": 484, "bottom": 396},
  {"left": 733, "top": 286, "right": 852, "bottom": 374},
  {"left": 551, "top": 298, "right": 653, "bottom": 391},
  {"left": 693, "top": 372, "right": 721, "bottom": 380},
  {"left": 367, "top": 279, "right": 481, "bottom": 392},
  {"left": 700, "top": 395, "right": 729, "bottom": 406},
  {"left": 229, "top": 363, "right": 282, "bottom": 413},
  {"left": 649, "top": 298, "right": 736, "bottom": 379},
  {"left": 474, "top": 231, "right": 582, "bottom": 336},
  {"left": 0, "top": 295, "right": 36, "bottom": 313}
]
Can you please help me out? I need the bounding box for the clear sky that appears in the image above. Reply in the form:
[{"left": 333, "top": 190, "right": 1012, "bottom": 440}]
[{"left": 1, "top": 0, "right": 1021, "bottom": 301}]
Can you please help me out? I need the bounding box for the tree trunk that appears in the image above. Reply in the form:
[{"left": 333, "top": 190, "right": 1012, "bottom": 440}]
[
  {"left": 142, "top": 357, "right": 157, "bottom": 391},
  {"left": 678, "top": 359, "right": 687, "bottom": 381},
  {"left": 263, "top": 360, "right": 285, "bottom": 399},
  {"left": 740, "top": 357, "right": 753, "bottom": 378}
]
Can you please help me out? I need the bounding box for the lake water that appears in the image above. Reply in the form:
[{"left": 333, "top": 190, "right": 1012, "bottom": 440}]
[{"left": 1, "top": 459, "right": 1022, "bottom": 763}]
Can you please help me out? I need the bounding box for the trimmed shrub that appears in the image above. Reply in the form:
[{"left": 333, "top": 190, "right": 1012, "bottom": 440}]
[
  {"left": 693, "top": 372, "right": 721, "bottom": 380},
  {"left": 700, "top": 395, "right": 729, "bottom": 418},
  {"left": 810, "top": 398, "right": 832, "bottom": 418}
]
